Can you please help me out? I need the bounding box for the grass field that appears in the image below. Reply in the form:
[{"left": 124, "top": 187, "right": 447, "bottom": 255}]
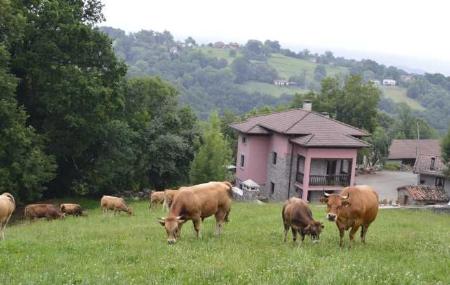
[
  {"left": 1, "top": 200, "right": 449, "bottom": 284},
  {"left": 382, "top": 86, "right": 425, "bottom": 111},
  {"left": 239, "top": 81, "right": 307, "bottom": 97}
]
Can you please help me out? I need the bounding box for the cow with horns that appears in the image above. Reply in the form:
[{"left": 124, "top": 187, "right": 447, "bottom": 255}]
[{"left": 320, "top": 185, "right": 379, "bottom": 248}]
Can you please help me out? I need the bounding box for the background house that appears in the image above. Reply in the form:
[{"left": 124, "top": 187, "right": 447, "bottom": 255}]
[
  {"left": 397, "top": 185, "right": 449, "bottom": 205},
  {"left": 414, "top": 155, "right": 450, "bottom": 196},
  {"left": 388, "top": 139, "right": 440, "bottom": 166},
  {"left": 230, "top": 103, "right": 369, "bottom": 201}
]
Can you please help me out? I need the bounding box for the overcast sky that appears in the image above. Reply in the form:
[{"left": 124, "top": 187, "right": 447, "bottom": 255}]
[{"left": 101, "top": 0, "right": 450, "bottom": 75}]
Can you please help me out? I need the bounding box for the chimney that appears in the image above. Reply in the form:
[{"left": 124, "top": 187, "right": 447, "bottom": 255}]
[
  {"left": 303, "top": 100, "right": 312, "bottom": 111},
  {"left": 321, "top": 112, "right": 330, "bottom": 118}
]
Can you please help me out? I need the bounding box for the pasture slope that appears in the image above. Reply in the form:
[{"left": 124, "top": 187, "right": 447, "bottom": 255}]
[{"left": 0, "top": 200, "right": 449, "bottom": 284}]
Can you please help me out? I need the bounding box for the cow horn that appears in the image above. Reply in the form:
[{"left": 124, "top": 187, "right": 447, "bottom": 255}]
[
  {"left": 341, "top": 193, "right": 349, "bottom": 200},
  {"left": 324, "top": 192, "right": 330, "bottom": 197},
  {"left": 176, "top": 216, "right": 183, "bottom": 220}
]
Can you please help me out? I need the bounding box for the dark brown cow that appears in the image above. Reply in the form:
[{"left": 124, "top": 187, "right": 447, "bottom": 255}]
[
  {"left": 321, "top": 185, "right": 379, "bottom": 248},
  {"left": 60, "top": 203, "right": 83, "bottom": 216},
  {"left": 24, "top": 204, "right": 65, "bottom": 221},
  {"left": 282, "top": 197, "right": 324, "bottom": 243},
  {"left": 158, "top": 181, "right": 232, "bottom": 244}
]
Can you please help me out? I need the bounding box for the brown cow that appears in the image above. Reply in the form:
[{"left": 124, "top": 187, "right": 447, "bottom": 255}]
[
  {"left": 149, "top": 191, "right": 165, "bottom": 209},
  {"left": 282, "top": 197, "right": 324, "bottom": 243},
  {"left": 0, "top": 193, "right": 15, "bottom": 240},
  {"left": 321, "top": 185, "right": 379, "bottom": 248},
  {"left": 24, "top": 204, "right": 65, "bottom": 221},
  {"left": 158, "top": 181, "right": 232, "bottom": 244},
  {"left": 100, "top": 195, "right": 133, "bottom": 215},
  {"left": 60, "top": 203, "right": 83, "bottom": 216}
]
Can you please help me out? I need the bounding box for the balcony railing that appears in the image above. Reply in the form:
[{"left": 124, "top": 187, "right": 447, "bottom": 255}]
[{"left": 296, "top": 172, "right": 350, "bottom": 186}]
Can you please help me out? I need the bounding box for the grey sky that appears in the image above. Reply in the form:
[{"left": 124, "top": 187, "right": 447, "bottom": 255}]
[{"left": 101, "top": 0, "right": 450, "bottom": 75}]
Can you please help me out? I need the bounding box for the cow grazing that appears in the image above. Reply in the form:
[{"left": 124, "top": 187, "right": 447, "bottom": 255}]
[
  {"left": 149, "top": 191, "right": 165, "bottom": 209},
  {"left": 100, "top": 195, "right": 133, "bottom": 215},
  {"left": 60, "top": 203, "right": 83, "bottom": 216},
  {"left": 282, "top": 197, "right": 324, "bottom": 243},
  {"left": 0, "top": 193, "right": 15, "bottom": 240},
  {"left": 24, "top": 204, "right": 65, "bottom": 221},
  {"left": 158, "top": 181, "right": 232, "bottom": 244},
  {"left": 321, "top": 185, "right": 379, "bottom": 248}
]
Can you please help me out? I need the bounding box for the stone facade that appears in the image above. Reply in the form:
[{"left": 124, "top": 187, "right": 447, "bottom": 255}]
[{"left": 264, "top": 154, "right": 293, "bottom": 201}]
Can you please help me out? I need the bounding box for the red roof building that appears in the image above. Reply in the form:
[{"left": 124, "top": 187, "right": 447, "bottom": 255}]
[{"left": 230, "top": 107, "right": 370, "bottom": 201}]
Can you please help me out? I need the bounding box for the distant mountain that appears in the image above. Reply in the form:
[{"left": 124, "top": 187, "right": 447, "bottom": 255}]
[{"left": 100, "top": 26, "right": 450, "bottom": 133}]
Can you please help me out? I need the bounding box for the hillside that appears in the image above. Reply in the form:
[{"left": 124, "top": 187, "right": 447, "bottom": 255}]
[{"left": 100, "top": 27, "right": 450, "bottom": 132}]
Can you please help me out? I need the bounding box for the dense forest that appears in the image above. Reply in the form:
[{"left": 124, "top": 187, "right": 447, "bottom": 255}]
[{"left": 100, "top": 27, "right": 450, "bottom": 133}]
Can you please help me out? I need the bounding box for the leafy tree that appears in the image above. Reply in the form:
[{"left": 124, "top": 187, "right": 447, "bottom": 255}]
[
  {"left": 392, "top": 104, "right": 437, "bottom": 139},
  {"left": 0, "top": 1, "right": 55, "bottom": 201},
  {"left": 314, "top": 64, "right": 327, "bottom": 81},
  {"left": 125, "top": 77, "right": 199, "bottom": 190},
  {"left": 368, "top": 127, "right": 390, "bottom": 165},
  {"left": 264, "top": 40, "right": 281, "bottom": 53},
  {"left": 441, "top": 127, "right": 450, "bottom": 177},
  {"left": 243, "top": 40, "right": 266, "bottom": 60},
  {"left": 190, "top": 112, "right": 231, "bottom": 184}
]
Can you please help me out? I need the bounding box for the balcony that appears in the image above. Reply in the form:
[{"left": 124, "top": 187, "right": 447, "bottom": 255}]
[{"left": 296, "top": 172, "right": 350, "bottom": 186}]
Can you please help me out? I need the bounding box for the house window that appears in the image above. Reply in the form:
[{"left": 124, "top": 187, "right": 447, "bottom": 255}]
[
  {"left": 270, "top": 182, "right": 275, "bottom": 195},
  {"left": 240, "top": 154, "right": 245, "bottom": 167},
  {"left": 272, "top": 152, "right": 277, "bottom": 165},
  {"left": 242, "top": 136, "right": 246, "bottom": 143},
  {"left": 435, "top": 177, "right": 445, "bottom": 188},
  {"left": 430, "top": 157, "right": 436, "bottom": 170}
]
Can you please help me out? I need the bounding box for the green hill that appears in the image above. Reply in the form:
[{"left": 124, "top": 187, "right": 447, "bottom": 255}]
[{"left": 381, "top": 86, "right": 424, "bottom": 111}]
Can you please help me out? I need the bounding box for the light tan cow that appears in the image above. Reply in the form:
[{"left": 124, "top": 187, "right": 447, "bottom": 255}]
[
  {"left": 60, "top": 203, "right": 83, "bottom": 216},
  {"left": 158, "top": 181, "right": 232, "bottom": 244},
  {"left": 163, "top": 189, "right": 179, "bottom": 210},
  {"left": 0, "top": 193, "right": 15, "bottom": 240},
  {"left": 149, "top": 191, "right": 165, "bottom": 209},
  {"left": 100, "top": 195, "right": 133, "bottom": 215}
]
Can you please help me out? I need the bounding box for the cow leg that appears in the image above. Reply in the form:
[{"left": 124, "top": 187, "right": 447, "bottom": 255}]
[
  {"left": 283, "top": 223, "right": 290, "bottom": 242},
  {"left": 0, "top": 222, "right": 5, "bottom": 240},
  {"left": 348, "top": 224, "right": 361, "bottom": 249},
  {"left": 176, "top": 222, "right": 185, "bottom": 239},
  {"left": 291, "top": 227, "right": 298, "bottom": 243},
  {"left": 215, "top": 211, "right": 226, "bottom": 236},
  {"left": 338, "top": 225, "right": 345, "bottom": 247},
  {"left": 193, "top": 218, "right": 202, "bottom": 239},
  {"left": 361, "top": 224, "right": 369, "bottom": 243}
]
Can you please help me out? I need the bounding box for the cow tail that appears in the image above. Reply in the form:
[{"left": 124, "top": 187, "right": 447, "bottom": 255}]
[{"left": 224, "top": 181, "right": 233, "bottom": 197}]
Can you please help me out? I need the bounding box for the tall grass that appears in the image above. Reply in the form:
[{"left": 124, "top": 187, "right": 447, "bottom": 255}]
[{"left": 0, "top": 201, "right": 449, "bottom": 284}]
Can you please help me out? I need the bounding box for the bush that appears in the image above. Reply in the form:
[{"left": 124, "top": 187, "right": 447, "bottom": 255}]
[{"left": 383, "top": 162, "right": 401, "bottom": 171}]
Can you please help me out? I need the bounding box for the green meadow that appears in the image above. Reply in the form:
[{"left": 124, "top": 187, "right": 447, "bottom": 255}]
[{"left": 0, "top": 201, "right": 449, "bottom": 284}]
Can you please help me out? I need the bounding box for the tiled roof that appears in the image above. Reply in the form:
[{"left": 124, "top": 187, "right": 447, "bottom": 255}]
[
  {"left": 290, "top": 133, "right": 370, "bottom": 148},
  {"left": 397, "top": 185, "right": 449, "bottom": 202},
  {"left": 414, "top": 155, "right": 446, "bottom": 176},
  {"left": 230, "top": 109, "right": 369, "bottom": 148},
  {"left": 388, "top": 139, "right": 440, "bottom": 160}
]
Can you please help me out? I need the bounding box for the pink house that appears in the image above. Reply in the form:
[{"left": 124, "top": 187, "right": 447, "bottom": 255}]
[{"left": 230, "top": 106, "right": 370, "bottom": 201}]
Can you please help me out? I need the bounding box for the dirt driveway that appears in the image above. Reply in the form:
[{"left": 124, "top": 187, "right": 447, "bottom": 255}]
[{"left": 355, "top": 170, "right": 418, "bottom": 202}]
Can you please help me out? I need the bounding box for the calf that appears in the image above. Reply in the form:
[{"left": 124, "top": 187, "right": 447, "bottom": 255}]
[
  {"left": 60, "top": 203, "right": 83, "bottom": 216},
  {"left": 321, "top": 185, "right": 379, "bottom": 248},
  {"left": 0, "top": 193, "right": 15, "bottom": 240},
  {"left": 24, "top": 204, "right": 65, "bottom": 221},
  {"left": 158, "top": 181, "right": 232, "bottom": 244},
  {"left": 100, "top": 195, "right": 133, "bottom": 215},
  {"left": 282, "top": 197, "right": 324, "bottom": 243}
]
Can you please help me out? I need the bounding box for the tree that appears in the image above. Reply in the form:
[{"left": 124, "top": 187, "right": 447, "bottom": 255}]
[
  {"left": 190, "top": 112, "right": 232, "bottom": 184},
  {"left": 9, "top": 0, "right": 130, "bottom": 196},
  {"left": 0, "top": 1, "right": 56, "bottom": 201},
  {"left": 441, "top": 127, "right": 450, "bottom": 177},
  {"left": 314, "top": 65, "right": 327, "bottom": 81}
]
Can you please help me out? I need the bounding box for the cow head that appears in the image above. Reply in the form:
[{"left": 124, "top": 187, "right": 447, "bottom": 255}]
[
  {"left": 304, "top": 221, "right": 324, "bottom": 242},
  {"left": 158, "top": 216, "right": 185, "bottom": 244},
  {"left": 320, "top": 192, "right": 350, "bottom": 222},
  {"left": 127, "top": 207, "right": 133, "bottom": 216}
]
